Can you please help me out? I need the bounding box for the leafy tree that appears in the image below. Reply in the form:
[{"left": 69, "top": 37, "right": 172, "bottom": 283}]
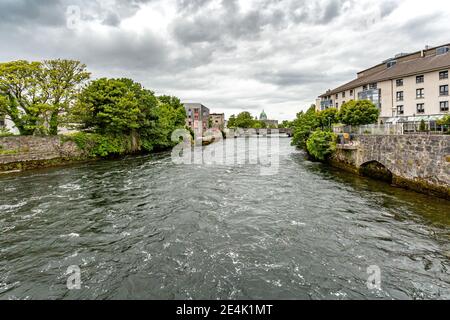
[
  {"left": 74, "top": 78, "right": 158, "bottom": 135},
  {"left": 437, "top": 114, "right": 450, "bottom": 126},
  {"left": 227, "top": 115, "right": 236, "bottom": 128},
  {"left": 0, "top": 60, "right": 48, "bottom": 135},
  {"left": 338, "top": 100, "right": 379, "bottom": 126},
  {"left": 279, "top": 120, "right": 293, "bottom": 129},
  {"left": 41, "top": 60, "right": 90, "bottom": 135},
  {"left": 291, "top": 106, "right": 320, "bottom": 148},
  {"left": 306, "top": 130, "right": 337, "bottom": 161},
  {"left": 234, "top": 111, "right": 255, "bottom": 128},
  {"left": 317, "top": 107, "right": 339, "bottom": 130},
  {"left": 140, "top": 95, "right": 187, "bottom": 151}
]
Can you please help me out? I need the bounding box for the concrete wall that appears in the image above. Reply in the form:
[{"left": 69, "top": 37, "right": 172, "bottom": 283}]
[
  {"left": 331, "top": 134, "right": 450, "bottom": 199},
  {"left": 0, "top": 136, "right": 83, "bottom": 172}
]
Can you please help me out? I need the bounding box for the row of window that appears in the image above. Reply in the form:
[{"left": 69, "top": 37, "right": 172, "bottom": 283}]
[
  {"left": 396, "top": 71, "right": 448, "bottom": 87},
  {"left": 396, "top": 85, "right": 449, "bottom": 101},
  {"left": 396, "top": 101, "right": 449, "bottom": 115}
]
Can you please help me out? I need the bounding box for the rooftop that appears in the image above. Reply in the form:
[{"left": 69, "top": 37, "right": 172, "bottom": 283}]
[{"left": 320, "top": 44, "right": 450, "bottom": 97}]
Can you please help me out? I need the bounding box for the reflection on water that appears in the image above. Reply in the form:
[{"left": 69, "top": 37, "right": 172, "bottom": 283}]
[{"left": 0, "top": 138, "right": 449, "bottom": 300}]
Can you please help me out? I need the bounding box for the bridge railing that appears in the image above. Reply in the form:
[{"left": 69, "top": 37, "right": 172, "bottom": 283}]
[{"left": 333, "top": 123, "right": 449, "bottom": 136}]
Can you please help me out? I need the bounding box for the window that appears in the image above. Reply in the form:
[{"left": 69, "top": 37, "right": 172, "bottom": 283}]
[
  {"left": 342, "top": 91, "right": 346, "bottom": 98},
  {"left": 397, "top": 105, "right": 404, "bottom": 115},
  {"left": 417, "top": 103, "right": 425, "bottom": 113},
  {"left": 436, "top": 46, "right": 449, "bottom": 55},
  {"left": 336, "top": 103, "right": 338, "bottom": 108},
  {"left": 416, "top": 88, "right": 424, "bottom": 99},
  {"left": 396, "top": 79, "right": 403, "bottom": 87},
  {"left": 416, "top": 75, "right": 424, "bottom": 83},
  {"left": 342, "top": 101, "right": 346, "bottom": 106},
  {"left": 350, "top": 89, "right": 354, "bottom": 96},
  {"left": 369, "top": 83, "right": 377, "bottom": 90},
  {"left": 363, "top": 85, "right": 368, "bottom": 91},
  {"left": 335, "top": 94, "right": 338, "bottom": 99},
  {"left": 396, "top": 91, "right": 404, "bottom": 101},
  {"left": 387, "top": 60, "right": 397, "bottom": 68},
  {"left": 440, "top": 101, "right": 449, "bottom": 112},
  {"left": 440, "top": 85, "right": 449, "bottom": 96},
  {"left": 439, "top": 71, "right": 448, "bottom": 80}
]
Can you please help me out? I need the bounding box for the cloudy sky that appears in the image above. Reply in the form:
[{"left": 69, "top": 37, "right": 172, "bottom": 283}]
[{"left": 1, "top": 0, "right": 449, "bottom": 120}]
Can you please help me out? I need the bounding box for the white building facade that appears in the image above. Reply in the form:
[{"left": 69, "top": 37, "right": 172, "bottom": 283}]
[{"left": 317, "top": 44, "right": 450, "bottom": 124}]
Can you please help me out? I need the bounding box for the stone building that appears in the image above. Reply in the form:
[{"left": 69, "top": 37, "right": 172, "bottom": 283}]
[
  {"left": 209, "top": 113, "right": 225, "bottom": 130},
  {"left": 183, "top": 103, "right": 210, "bottom": 135},
  {"left": 317, "top": 44, "right": 450, "bottom": 124},
  {"left": 259, "top": 110, "right": 279, "bottom": 127}
]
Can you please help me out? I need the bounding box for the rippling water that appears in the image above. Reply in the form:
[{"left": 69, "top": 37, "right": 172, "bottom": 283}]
[{"left": 0, "top": 137, "right": 449, "bottom": 300}]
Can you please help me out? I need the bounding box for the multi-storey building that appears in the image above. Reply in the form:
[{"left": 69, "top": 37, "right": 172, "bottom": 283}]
[
  {"left": 209, "top": 113, "right": 225, "bottom": 130},
  {"left": 184, "top": 103, "right": 210, "bottom": 135},
  {"left": 317, "top": 44, "right": 450, "bottom": 123}
]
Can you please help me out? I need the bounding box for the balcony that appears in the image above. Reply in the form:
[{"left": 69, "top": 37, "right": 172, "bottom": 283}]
[
  {"left": 320, "top": 100, "right": 333, "bottom": 110},
  {"left": 358, "top": 89, "right": 381, "bottom": 108}
]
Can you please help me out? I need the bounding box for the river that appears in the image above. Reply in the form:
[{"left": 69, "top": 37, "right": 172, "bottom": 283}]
[{"left": 0, "top": 137, "right": 449, "bottom": 300}]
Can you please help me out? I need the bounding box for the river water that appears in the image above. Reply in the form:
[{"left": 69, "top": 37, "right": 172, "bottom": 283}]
[{"left": 0, "top": 137, "right": 449, "bottom": 300}]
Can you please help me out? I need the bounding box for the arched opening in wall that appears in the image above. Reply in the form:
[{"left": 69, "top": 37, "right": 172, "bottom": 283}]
[{"left": 359, "top": 161, "right": 393, "bottom": 184}]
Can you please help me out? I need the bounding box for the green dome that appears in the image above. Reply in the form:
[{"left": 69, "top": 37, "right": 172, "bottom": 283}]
[{"left": 260, "top": 110, "right": 268, "bottom": 120}]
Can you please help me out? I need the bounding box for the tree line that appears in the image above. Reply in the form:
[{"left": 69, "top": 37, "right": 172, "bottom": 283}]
[
  {"left": 291, "top": 100, "right": 380, "bottom": 160},
  {"left": 227, "top": 111, "right": 278, "bottom": 129},
  {"left": 0, "top": 60, "right": 187, "bottom": 156}
]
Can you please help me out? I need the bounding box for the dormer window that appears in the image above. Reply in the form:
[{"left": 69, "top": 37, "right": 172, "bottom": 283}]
[
  {"left": 387, "top": 60, "right": 397, "bottom": 68},
  {"left": 436, "top": 46, "right": 449, "bottom": 55}
]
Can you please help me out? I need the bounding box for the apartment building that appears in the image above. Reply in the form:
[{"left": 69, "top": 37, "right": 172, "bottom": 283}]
[
  {"left": 184, "top": 103, "right": 210, "bottom": 135},
  {"left": 317, "top": 44, "right": 450, "bottom": 124}
]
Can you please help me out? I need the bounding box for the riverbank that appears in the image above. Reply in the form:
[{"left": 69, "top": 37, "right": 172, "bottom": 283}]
[{"left": 329, "top": 134, "right": 450, "bottom": 200}]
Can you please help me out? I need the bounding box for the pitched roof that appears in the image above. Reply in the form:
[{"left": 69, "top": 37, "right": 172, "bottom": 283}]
[{"left": 320, "top": 45, "right": 450, "bottom": 97}]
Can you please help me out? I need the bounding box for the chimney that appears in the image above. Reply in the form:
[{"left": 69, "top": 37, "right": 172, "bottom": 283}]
[{"left": 421, "top": 50, "right": 425, "bottom": 58}]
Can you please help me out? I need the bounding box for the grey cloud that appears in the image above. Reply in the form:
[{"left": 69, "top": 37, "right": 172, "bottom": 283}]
[{"left": 0, "top": 0, "right": 66, "bottom": 27}]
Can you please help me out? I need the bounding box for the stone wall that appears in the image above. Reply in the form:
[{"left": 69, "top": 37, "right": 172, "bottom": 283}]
[
  {"left": 331, "top": 134, "right": 450, "bottom": 199},
  {"left": 0, "top": 136, "right": 83, "bottom": 173}
]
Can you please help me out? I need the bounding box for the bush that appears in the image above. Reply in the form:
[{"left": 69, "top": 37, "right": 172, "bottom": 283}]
[
  {"left": 306, "top": 130, "right": 337, "bottom": 161},
  {"left": 338, "top": 100, "right": 380, "bottom": 126},
  {"left": 66, "top": 132, "right": 134, "bottom": 157}
]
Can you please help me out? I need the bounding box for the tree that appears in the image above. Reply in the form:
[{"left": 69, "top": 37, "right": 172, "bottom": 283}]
[
  {"left": 291, "top": 106, "right": 320, "bottom": 148},
  {"left": 317, "top": 108, "right": 339, "bottom": 130},
  {"left": 338, "top": 100, "right": 380, "bottom": 126},
  {"left": 234, "top": 111, "right": 255, "bottom": 128},
  {"left": 227, "top": 115, "right": 236, "bottom": 128},
  {"left": 41, "top": 60, "right": 90, "bottom": 135},
  {"left": 0, "top": 60, "right": 47, "bottom": 135},
  {"left": 140, "top": 95, "right": 187, "bottom": 151},
  {"left": 74, "top": 78, "right": 158, "bottom": 135},
  {"left": 306, "top": 130, "right": 337, "bottom": 161},
  {"left": 437, "top": 114, "right": 450, "bottom": 126}
]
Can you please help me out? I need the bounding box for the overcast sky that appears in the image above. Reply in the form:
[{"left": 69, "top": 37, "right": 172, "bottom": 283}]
[{"left": 1, "top": 0, "right": 449, "bottom": 120}]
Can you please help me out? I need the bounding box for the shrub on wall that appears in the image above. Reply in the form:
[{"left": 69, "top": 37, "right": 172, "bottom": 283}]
[{"left": 306, "top": 130, "right": 337, "bottom": 161}]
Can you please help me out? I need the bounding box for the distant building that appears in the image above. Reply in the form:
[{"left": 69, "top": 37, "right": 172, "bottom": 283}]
[
  {"left": 184, "top": 103, "right": 210, "bottom": 135},
  {"left": 0, "top": 114, "right": 18, "bottom": 134},
  {"left": 317, "top": 43, "right": 450, "bottom": 124},
  {"left": 259, "top": 110, "right": 279, "bottom": 128},
  {"left": 209, "top": 113, "right": 225, "bottom": 130}
]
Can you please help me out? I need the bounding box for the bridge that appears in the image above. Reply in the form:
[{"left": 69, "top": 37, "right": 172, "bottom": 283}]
[
  {"left": 227, "top": 128, "right": 293, "bottom": 137},
  {"left": 331, "top": 134, "right": 450, "bottom": 199}
]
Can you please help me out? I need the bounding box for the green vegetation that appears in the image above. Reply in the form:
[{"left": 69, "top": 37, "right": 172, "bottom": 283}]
[
  {"left": 0, "top": 59, "right": 187, "bottom": 158},
  {"left": 70, "top": 78, "right": 186, "bottom": 156},
  {"left": 306, "top": 130, "right": 337, "bottom": 161},
  {"left": 438, "top": 114, "right": 450, "bottom": 126},
  {"left": 0, "top": 60, "right": 90, "bottom": 135},
  {"left": 227, "top": 111, "right": 271, "bottom": 129},
  {"left": 291, "top": 100, "right": 378, "bottom": 161},
  {"left": 338, "top": 100, "right": 380, "bottom": 126}
]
